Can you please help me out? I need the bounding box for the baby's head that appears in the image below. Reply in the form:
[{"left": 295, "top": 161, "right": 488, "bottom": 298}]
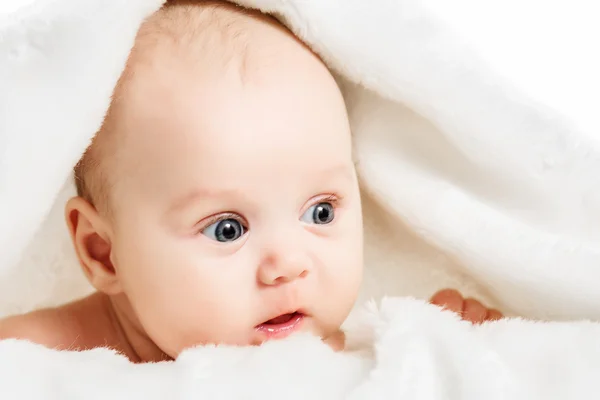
[{"left": 67, "top": 0, "right": 363, "bottom": 358}]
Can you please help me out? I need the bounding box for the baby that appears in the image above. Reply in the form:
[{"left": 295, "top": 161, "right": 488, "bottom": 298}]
[{"left": 0, "top": 0, "right": 500, "bottom": 362}]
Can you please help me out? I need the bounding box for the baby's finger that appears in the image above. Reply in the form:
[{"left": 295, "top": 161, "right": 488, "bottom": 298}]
[
  {"left": 485, "top": 309, "right": 503, "bottom": 321},
  {"left": 462, "top": 298, "right": 487, "bottom": 324},
  {"left": 429, "top": 289, "right": 464, "bottom": 314}
]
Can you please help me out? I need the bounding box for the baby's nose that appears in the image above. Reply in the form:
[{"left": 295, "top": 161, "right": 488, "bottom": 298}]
[{"left": 257, "top": 251, "right": 311, "bottom": 286}]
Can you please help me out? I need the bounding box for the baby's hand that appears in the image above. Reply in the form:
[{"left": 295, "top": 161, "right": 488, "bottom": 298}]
[{"left": 429, "top": 288, "right": 503, "bottom": 324}]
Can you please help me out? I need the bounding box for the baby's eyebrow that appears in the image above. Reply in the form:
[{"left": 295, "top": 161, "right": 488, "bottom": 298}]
[
  {"left": 167, "top": 164, "right": 353, "bottom": 212},
  {"left": 320, "top": 163, "right": 355, "bottom": 182},
  {"left": 167, "top": 187, "right": 244, "bottom": 212}
]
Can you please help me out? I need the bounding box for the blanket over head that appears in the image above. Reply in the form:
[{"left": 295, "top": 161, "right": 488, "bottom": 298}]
[{"left": 1, "top": 0, "right": 600, "bottom": 398}]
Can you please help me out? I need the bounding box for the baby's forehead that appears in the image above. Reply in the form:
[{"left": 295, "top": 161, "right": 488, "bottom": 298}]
[
  {"left": 77, "top": 1, "right": 337, "bottom": 212},
  {"left": 101, "top": 1, "right": 347, "bottom": 201},
  {"left": 112, "top": 1, "right": 308, "bottom": 138},
  {"left": 113, "top": 3, "right": 324, "bottom": 145},
  {"left": 102, "top": 4, "right": 281, "bottom": 162}
]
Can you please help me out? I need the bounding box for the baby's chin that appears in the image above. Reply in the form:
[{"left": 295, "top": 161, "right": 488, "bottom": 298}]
[{"left": 163, "top": 315, "right": 343, "bottom": 357}]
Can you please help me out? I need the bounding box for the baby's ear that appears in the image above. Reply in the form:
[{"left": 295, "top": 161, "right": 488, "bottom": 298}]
[{"left": 64, "top": 197, "right": 122, "bottom": 295}]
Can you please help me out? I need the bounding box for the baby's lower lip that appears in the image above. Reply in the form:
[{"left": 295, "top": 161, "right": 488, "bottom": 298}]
[{"left": 255, "top": 312, "right": 304, "bottom": 340}]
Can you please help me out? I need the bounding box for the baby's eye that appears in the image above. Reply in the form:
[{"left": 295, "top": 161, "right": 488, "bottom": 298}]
[
  {"left": 300, "top": 202, "right": 335, "bottom": 225},
  {"left": 202, "top": 218, "right": 247, "bottom": 242}
]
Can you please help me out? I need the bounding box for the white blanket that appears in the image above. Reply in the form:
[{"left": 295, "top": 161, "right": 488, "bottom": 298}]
[
  {"left": 1, "top": 0, "right": 600, "bottom": 398},
  {"left": 3, "top": 297, "right": 600, "bottom": 399}
]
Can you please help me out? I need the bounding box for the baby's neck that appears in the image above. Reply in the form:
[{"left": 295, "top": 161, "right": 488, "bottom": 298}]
[
  {"left": 32, "top": 292, "right": 169, "bottom": 363},
  {"left": 101, "top": 293, "right": 171, "bottom": 363}
]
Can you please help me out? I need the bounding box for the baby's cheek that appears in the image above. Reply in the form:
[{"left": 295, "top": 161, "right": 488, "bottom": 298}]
[
  {"left": 161, "top": 271, "right": 257, "bottom": 346},
  {"left": 334, "top": 206, "right": 364, "bottom": 289},
  {"left": 139, "top": 294, "right": 254, "bottom": 356},
  {"left": 316, "top": 251, "right": 362, "bottom": 329},
  {"left": 334, "top": 238, "right": 363, "bottom": 291}
]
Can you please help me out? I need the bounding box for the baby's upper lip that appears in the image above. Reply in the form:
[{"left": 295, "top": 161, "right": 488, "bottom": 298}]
[{"left": 257, "top": 308, "right": 308, "bottom": 326}]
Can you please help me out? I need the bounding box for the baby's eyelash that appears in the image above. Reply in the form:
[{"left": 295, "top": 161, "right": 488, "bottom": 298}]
[
  {"left": 196, "top": 212, "right": 246, "bottom": 231},
  {"left": 319, "top": 194, "right": 342, "bottom": 206}
]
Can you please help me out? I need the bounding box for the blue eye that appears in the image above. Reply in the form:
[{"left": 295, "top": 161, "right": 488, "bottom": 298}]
[
  {"left": 301, "top": 202, "right": 335, "bottom": 225},
  {"left": 202, "top": 218, "right": 246, "bottom": 242}
]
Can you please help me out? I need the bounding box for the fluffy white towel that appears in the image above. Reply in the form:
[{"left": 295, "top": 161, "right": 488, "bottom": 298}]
[{"left": 3, "top": 297, "right": 600, "bottom": 399}]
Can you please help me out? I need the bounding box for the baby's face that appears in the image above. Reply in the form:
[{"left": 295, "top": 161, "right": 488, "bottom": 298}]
[{"left": 105, "top": 39, "right": 363, "bottom": 357}]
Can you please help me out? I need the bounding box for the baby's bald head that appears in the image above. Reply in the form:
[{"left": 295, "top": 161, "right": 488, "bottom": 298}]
[{"left": 74, "top": 0, "right": 295, "bottom": 214}]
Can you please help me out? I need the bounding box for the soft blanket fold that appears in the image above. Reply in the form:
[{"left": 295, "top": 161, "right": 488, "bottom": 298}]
[
  {"left": 3, "top": 298, "right": 600, "bottom": 399},
  {"left": 1, "top": 0, "right": 600, "bottom": 398}
]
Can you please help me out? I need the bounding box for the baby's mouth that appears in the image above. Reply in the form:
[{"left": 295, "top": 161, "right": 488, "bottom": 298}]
[
  {"left": 263, "top": 313, "right": 297, "bottom": 325},
  {"left": 255, "top": 312, "right": 305, "bottom": 338}
]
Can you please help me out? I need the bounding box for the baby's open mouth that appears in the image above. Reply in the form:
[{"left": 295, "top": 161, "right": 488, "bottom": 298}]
[
  {"left": 263, "top": 312, "right": 298, "bottom": 325},
  {"left": 255, "top": 312, "right": 305, "bottom": 338}
]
